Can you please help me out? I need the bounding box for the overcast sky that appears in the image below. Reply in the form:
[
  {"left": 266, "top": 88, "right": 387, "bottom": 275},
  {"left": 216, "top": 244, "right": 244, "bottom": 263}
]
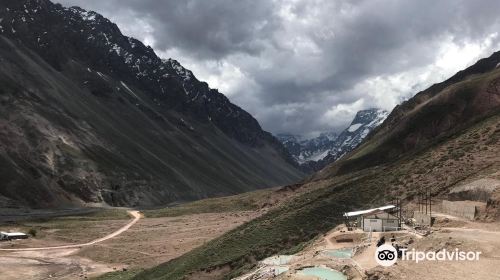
[{"left": 57, "top": 0, "right": 500, "bottom": 137}]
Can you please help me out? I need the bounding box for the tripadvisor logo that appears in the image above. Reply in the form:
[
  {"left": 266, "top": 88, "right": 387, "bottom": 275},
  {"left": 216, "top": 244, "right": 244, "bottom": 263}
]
[
  {"left": 375, "top": 244, "right": 482, "bottom": 266},
  {"left": 375, "top": 244, "right": 398, "bottom": 267}
]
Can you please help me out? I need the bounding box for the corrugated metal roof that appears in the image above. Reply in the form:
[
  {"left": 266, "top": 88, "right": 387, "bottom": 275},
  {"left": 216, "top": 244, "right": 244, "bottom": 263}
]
[
  {"left": 344, "top": 205, "right": 396, "bottom": 217},
  {"left": 1, "top": 231, "right": 27, "bottom": 236}
]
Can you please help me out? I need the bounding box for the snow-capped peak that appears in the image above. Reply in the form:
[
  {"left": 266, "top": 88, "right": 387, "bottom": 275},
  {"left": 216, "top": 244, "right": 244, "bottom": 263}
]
[{"left": 277, "top": 108, "right": 389, "bottom": 170}]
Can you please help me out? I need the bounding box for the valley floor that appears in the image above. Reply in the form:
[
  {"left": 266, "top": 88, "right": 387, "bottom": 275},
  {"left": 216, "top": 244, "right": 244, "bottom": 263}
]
[
  {"left": 1, "top": 188, "right": 499, "bottom": 280},
  {"left": 0, "top": 207, "right": 263, "bottom": 279}
]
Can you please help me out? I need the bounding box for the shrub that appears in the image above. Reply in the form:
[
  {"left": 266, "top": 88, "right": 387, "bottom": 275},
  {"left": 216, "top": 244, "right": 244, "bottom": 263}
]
[{"left": 28, "top": 228, "right": 37, "bottom": 237}]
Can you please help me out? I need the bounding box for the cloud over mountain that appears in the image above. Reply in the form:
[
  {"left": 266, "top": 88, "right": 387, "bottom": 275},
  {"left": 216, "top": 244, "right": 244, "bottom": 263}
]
[{"left": 57, "top": 0, "right": 500, "bottom": 136}]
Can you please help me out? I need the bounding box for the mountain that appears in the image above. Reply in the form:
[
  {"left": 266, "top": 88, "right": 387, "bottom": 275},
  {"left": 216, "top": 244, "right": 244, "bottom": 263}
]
[
  {"left": 277, "top": 108, "right": 388, "bottom": 171},
  {"left": 277, "top": 132, "right": 338, "bottom": 163},
  {"left": 135, "top": 50, "right": 500, "bottom": 279},
  {"left": 314, "top": 50, "right": 500, "bottom": 179},
  {"left": 0, "top": 0, "right": 303, "bottom": 208}
]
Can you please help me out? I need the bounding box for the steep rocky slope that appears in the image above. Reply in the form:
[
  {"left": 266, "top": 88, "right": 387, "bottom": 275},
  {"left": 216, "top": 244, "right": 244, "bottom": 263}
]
[
  {"left": 132, "top": 51, "right": 500, "bottom": 280},
  {"left": 278, "top": 109, "right": 388, "bottom": 171},
  {"left": 0, "top": 0, "right": 303, "bottom": 208},
  {"left": 321, "top": 109, "right": 388, "bottom": 161}
]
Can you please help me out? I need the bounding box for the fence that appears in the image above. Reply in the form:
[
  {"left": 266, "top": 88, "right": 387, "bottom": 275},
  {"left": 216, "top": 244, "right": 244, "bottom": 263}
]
[{"left": 441, "top": 200, "right": 485, "bottom": 220}]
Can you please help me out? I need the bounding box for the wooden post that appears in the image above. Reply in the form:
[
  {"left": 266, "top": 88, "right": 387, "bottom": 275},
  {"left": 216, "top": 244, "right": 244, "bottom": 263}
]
[
  {"left": 417, "top": 190, "right": 420, "bottom": 212},
  {"left": 421, "top": 188, "right": 423, "bottom": 213},
  {"left": 399, "top": 198, "right": 402, "bottom": 228},
  {"left": 425, "top": 188, "right": 428, "bottom": 215},
  {"left": 429, "top": 188, "right": 432, "bottom": 225},
  {"left": 419, "top": 188, "right": 422, "bottom": 213}
]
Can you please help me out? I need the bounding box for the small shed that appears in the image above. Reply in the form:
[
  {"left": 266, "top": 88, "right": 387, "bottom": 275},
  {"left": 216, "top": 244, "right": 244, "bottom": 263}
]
[
  {"left": 360, "top": 210, "right": 399, "bottom": 232},
  {"left": 0, "top": 231, "right": 29, "bottom": 240},
  {"left": 344, "top": 205, "right": 400, "bottom": 232}
]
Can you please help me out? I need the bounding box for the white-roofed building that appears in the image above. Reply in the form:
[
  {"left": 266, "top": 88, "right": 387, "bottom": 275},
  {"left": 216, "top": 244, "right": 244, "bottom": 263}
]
[
  {"left": 0, "top": 231, "right": 29, "bottom": 240},
  {"left": 344, "top": 205, "right": 396, "bottom": 217},
  {"left": 344, "top": 205, "right": 400, "bottom": 232}
]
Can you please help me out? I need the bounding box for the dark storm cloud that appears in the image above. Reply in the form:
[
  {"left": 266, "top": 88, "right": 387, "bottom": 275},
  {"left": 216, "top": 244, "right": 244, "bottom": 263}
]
[
  {"left": 58, "top": 0, "right": 279, "bottom": 58},
  {"left": 56, "top": 0, "right": 500, "bottom": 135}
]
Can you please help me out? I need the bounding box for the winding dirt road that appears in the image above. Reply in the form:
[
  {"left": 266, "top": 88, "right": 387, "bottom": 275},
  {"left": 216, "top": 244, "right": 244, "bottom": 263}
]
[{"left": 0, "top": 210, "right": 141, "bottom": 251}]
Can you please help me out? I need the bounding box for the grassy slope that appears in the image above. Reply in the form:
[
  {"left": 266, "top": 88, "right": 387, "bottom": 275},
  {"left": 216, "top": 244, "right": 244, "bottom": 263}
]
[
  {"left": 0, "top": 208, "right": 130, "bottom": 226},
  {"left": 122, "top": 112, "right": 498, "bottom": 280},
  {"left": 142, "top": 190, "right": 271, "bottom": 218},
  {"left": 142, "top": 181, "right": 333, "bottom": 218}
]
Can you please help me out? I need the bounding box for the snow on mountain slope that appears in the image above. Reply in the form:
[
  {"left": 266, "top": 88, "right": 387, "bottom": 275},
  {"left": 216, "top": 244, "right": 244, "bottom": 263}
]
[
  {"left": 347, "top": 123, "right": 362, "bottom": 132},
  {"left": 277, "top": 109, "right": 389, "bottom": 171},
  {"left": 277, "top": 132, "right": 338, "bottom": 164},
  {"left": 333, "top": 108, "right": 389, "bottom": 154}
]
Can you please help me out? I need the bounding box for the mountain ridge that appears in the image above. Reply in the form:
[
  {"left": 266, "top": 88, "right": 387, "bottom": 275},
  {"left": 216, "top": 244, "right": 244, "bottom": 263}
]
[
  {"left": 314, "top": 50, "right": 500, "bottom": 179},
  {"left": 0, "top": 0, "right": 303, "bottom": 208},
  {"left": 277, "top": 108, "right": 388, "bottom": 171}
]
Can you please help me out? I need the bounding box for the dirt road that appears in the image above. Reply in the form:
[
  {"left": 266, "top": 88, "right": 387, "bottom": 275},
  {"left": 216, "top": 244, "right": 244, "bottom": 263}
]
[
  {"left": 0, "top": 210, "right": 141, "bottom": 251},
  {"left": 0, "top": 209, "right": 261, "bottom": 279},
  {"left": 0, "top": 211, "right": 141, "bottom": 279}
]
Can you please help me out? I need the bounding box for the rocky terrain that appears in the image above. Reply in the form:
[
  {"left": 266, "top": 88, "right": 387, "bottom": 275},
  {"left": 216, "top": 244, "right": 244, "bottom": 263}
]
[
  {"left": 131, "top": 48, "right": 500, "bottom": 280},
  {"left": 1, "top": 1, "right": 500, "bottom": 280},
  {"left": 277, "top": 108, "right": 388, "bottom": 171},
  {"left": 0, "top": 0, "right": 303, "bottom": 208}
]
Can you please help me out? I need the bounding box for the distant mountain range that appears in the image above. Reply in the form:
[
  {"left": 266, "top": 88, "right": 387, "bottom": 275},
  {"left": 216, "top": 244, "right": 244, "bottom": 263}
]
[
  {"left": 277, "top": 108, "right": 388, "bottom": 171},
  {"left": 0, "top": 0, "right": 303, "bottom": 208}
]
